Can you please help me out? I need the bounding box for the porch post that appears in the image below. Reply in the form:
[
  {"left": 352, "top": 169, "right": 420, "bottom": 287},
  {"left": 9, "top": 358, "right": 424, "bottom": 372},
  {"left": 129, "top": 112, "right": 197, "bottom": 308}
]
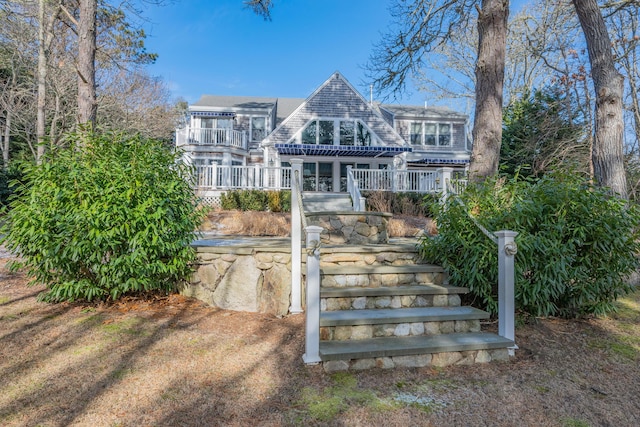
[
  {"left": 436, "top": 167, "right": 453, "bottom": 203},
  {"left": 211, "top": 163, "right": 218, "bottom": 189},
  {"left": 303, "top": 225, "right": 323, "bottom": 364},
  {"left": 290, "top": 158, "right": 304, "bottom": 314},
  {"left": 391, "top": 166, "right": 397, "bottom": 192},
  {"left": 496, "top": 230, "right": 518, "bottom": 355}
]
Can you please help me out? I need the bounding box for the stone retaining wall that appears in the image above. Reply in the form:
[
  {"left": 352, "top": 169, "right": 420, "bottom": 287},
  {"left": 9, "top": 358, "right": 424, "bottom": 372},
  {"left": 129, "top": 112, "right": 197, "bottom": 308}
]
[
  {"left": 307, "top": 211, "right": 392, "bottom": 244},
  {"left": 182, "top": 240, "right": 426, "bottom": 316},
  {"left": 180, "top": 246, "right": 293, "bottom": 317}
]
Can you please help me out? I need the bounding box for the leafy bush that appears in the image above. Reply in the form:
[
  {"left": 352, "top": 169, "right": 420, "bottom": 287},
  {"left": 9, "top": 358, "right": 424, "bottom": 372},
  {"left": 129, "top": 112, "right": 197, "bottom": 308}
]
[
  {"left": 220, "top": 189, "right": 290, "bottom": 212},
  {"left": 220, "top": 191, "right": 241, "bottom": 210},
  {"left": 238, "top": 189, "right": 268, "bottom": 211},
  {"left": 420, "top": 172, "right": 640, "bottom": 318},
  {"left": 1, "top": 131, "right": 204, "bottom": 302}
]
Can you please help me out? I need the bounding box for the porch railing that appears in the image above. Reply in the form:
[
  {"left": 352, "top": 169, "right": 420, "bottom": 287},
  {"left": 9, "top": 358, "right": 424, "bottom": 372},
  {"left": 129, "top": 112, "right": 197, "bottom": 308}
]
[
  {"left": 350, "top": 169, "right": 439, "bottom": 193},
  {"left": 195, "top": 165, "right": 292, "bottom": 190},
  {"left": 176, "top": 127, "right": 247, "bottom": 149},
  {"left": 346, "top": 166, "right": 366, "bottom": 211}
]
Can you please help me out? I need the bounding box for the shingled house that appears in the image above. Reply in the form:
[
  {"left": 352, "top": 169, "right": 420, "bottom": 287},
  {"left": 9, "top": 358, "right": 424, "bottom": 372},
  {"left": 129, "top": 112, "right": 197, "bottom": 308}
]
[{"left": 175, "top": 72, "right": 470, "bottom": 199}]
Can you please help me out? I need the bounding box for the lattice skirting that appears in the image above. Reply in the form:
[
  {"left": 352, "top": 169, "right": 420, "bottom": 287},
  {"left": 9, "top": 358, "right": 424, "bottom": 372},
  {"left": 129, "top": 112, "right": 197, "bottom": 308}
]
[{"left": 196, "top": 190, "right": 225, "bottom": 209}]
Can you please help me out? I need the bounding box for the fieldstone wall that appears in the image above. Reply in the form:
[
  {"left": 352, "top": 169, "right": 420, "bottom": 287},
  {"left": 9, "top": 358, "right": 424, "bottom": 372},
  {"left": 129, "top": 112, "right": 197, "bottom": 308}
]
[
  {"left": 182, "top": 242, "right": 429, "bottom": 316},
  {"left": 307, "top": 212, "right": 392, "bottom": 244},
  {"left": 180, "top": 246, "right": 293, "bottom": 316}
]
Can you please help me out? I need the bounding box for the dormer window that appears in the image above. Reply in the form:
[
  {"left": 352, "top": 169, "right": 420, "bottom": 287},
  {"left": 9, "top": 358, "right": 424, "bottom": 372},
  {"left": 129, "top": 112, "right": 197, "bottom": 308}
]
[
  {"left": 297, "top": 119, "right": 374, "bottom": 146},
  {"left": 410, "top": 122, "right": 452, "bottom": 146}
]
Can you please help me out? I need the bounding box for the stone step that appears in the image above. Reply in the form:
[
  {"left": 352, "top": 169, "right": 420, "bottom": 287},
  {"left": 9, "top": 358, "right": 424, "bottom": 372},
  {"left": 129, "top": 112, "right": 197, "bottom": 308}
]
[
  {"left": 319, "top": 332, "right": 514, "bottom": 362},
  {"left": 303, "top": 193, "right": 353, "bottom": 212},
  {"left": 321, "top": 287, "right": 465, "bottom": 312},
  {"left": 320, "top": 284, "right": 468, "bottom": 298},
  {"left": 319, "top": 306, "right": 489, "bottom": 327},
  {"left": 320, "top": 264, "right": 448, "bottom": 288},
  {"left": 321, "top": 264, "right": 444, "bottom": 275}
]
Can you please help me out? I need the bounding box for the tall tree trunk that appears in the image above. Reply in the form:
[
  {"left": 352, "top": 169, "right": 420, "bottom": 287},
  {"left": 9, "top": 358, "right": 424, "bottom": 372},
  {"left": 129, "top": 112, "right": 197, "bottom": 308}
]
[
  {"left": 36, "top": 0, "right": 47, "bottom": 162},
  {"left": 77, "top": 0, "right": 97, "bottom": 127},
  {"left": 468, "top": 0, "right": 509, "bottom": 182},
  {"left": 573, "top": 0, "right": 628, "bottom": 199}
]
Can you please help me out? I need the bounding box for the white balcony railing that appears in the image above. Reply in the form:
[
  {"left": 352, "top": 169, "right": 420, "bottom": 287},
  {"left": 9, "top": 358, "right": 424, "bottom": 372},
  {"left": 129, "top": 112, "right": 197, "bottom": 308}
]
[
  {"left": 195, "top": 165, "right": 292, "bottom": 190},
  {"left": 176, "top": 127, "right": 247, "bottom": 149},
  {"left": 192, "top": 165, "right": 464, "bottom": 195},
  {"left": 350, "top": 169, "right": 439, "bottom": 193}
]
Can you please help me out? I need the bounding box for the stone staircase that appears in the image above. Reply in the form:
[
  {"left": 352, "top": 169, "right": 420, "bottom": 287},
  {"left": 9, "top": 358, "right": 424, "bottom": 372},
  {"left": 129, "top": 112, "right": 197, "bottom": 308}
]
[{"left": 305, "top": 224, "right": 515, "bottom": 371}]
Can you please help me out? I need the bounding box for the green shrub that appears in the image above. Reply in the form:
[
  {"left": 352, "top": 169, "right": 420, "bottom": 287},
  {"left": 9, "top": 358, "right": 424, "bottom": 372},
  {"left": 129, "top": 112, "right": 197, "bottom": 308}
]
[
  {"left": 1, "top": 131, "right": 204, "bottom": 302},
  {"left": 238, "top": 189, "right": 268, "bottom": 211},
  {"left": 220, "top": 189, "right": 290, "bottom": 212},
  {"left": 280, "top": 190, "right": 291, "bottom": 212},
  {"left": 220, "top": 191, "right": 240, "bottom": 210},
  {"left": 420, "top": 172, "right": 640, "bottom": 318}
]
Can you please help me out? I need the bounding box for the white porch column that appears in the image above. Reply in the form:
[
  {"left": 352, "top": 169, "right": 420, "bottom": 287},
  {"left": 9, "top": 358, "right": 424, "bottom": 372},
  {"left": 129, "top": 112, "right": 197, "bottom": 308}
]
[
  {"left": 222, "top": 153, "right": 232, "bottom": 188},
  {"left": 436, "top": 167, "right": 453, "bottom": 203},
  {"left": 303, "top": 225, "right": 323, "bottom": 364},
  {"left": 496, "top": 230, "right": 518, "bottom": 355},
  {"left": 290, "top": 158, "right": 304, "bottom": 314}
]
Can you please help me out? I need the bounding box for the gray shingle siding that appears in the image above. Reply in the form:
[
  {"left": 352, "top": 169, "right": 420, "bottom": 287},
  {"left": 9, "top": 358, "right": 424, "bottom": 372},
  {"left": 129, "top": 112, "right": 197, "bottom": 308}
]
[{"left": 265, "top": 74, "right": 406, "bottom": 147}]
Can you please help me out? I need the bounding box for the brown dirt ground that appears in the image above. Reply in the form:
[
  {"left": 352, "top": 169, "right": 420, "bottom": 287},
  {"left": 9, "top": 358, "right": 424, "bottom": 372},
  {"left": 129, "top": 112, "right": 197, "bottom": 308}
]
[{"left": 2, "top": 252, "right": 640, "bottom": 426}]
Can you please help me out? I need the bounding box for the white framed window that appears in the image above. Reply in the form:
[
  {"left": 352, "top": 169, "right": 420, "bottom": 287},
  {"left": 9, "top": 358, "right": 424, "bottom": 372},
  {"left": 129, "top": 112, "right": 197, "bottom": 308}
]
[
  {"left": 296, "top": 119, "right": 375, "bottom": 146},
  {"left": 409, "top": 122, "right": 452, "bottom": 146},
  {"left": 251, "top": 117, "right": 266, "bottom": 142}
]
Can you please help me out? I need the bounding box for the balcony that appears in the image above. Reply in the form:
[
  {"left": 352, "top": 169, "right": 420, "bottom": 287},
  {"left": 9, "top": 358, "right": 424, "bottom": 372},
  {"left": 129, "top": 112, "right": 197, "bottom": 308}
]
[{"left": 176, "top": 127, "right": 247, "bottom": 150}]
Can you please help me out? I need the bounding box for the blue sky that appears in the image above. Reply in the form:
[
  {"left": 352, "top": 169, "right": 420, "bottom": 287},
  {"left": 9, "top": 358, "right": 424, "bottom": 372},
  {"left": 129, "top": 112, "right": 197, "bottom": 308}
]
[
  {"left": 142, "top": 1, "right": 526, "bottom": 109},
  {"left": 142, "top": 0, "right": 430, "bottom": 106}
]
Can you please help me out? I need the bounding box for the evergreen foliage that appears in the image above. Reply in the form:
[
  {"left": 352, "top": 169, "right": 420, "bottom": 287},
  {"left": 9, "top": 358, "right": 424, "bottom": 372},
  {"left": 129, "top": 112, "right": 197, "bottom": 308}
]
[
  {"left": 420, "top": 172, "right": 640, "bottom": 318},
  {"left": 501, "top": 87, "right": 588, "bottom": 178},
  {"left": 220, "top": 189, "right": 290, "bottom": 212},
  {"left": 1, "top": 131, "right": 204, "bottom": 302}
]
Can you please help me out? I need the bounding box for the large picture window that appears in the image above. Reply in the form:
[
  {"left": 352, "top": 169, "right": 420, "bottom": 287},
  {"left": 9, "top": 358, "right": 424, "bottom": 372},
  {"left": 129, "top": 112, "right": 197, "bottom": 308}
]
[
  {"left": 301, "top": 121, "right": 317, "bottom": 144},
  {"left": 298, "top": 119, "right": 375, "bottom": 146},
  {"left": 318, "top": 120, "right": 334, "bottom": 145},
  {"left": 340, "top": 121, "right": 355, "bottom": 146}
]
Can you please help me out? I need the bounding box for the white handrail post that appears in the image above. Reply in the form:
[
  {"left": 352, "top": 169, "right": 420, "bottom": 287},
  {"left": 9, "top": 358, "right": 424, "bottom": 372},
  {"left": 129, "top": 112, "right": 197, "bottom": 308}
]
[
  {"left": 290, "top": 158, "right": 304, "bottom": 314},
  {"left": 303, "top": 225, "right": 323, "bottom": 364},
  {"left": 437, "top": 167, "right": 453, "bottom": 204},
  {"left": 496, "top": 230, "right": 518, "bottom": 355}
]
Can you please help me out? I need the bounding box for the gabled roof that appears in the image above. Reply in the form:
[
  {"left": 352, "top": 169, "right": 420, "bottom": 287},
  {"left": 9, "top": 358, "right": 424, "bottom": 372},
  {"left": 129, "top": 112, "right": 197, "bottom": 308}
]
[
  {"left": 190, "top": 95, "right": 305, "bottom": 125},
  {"left": 263, "top": 72, "right": 407, "bottom": 147}
]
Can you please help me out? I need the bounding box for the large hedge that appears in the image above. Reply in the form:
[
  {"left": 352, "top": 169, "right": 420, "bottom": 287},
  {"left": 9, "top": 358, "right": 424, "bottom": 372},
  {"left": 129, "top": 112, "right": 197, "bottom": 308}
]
[
  {"left": 1, "top": 131, "right": 204, "bottom": 302},
  {"left": 420, "top": 172, "right": 640, "bottom": 318}
]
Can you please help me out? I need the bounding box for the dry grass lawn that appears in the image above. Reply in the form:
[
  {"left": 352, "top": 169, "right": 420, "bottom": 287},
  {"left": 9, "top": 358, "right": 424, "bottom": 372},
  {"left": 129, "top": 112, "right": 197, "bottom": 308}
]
[
  {"left": 200, "top": 211, "right": 435, "bottom": 238},
  {"left": 2, "top": 252, "right": 640, "bottom": 426}
]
